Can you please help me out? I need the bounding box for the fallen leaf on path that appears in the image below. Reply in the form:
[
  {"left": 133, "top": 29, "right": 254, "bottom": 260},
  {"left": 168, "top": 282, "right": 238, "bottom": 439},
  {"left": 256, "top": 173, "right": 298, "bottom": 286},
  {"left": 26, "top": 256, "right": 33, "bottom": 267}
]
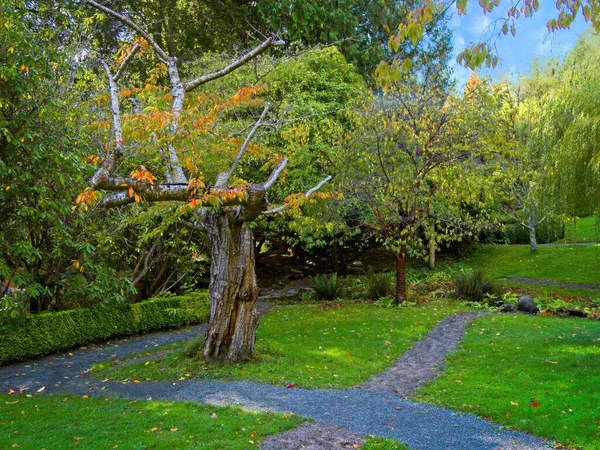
[
  {"left": 36, "top": 386, "right": 45, "bottom": 393},
  {"left": 7, "top": 389, "right": 14, "bottom": 395}
]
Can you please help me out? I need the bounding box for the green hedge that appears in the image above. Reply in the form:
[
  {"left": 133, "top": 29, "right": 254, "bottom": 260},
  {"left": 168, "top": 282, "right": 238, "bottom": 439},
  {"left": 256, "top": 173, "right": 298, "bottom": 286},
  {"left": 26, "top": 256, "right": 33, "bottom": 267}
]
[{"left": 0, "top": 292, "right": 209, "bottom": 366}]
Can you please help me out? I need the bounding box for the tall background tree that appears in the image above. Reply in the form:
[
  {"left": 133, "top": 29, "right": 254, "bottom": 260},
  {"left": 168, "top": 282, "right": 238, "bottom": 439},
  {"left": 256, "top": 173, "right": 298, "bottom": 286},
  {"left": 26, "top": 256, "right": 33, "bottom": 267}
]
[
  {"left": 0, "top": 0, "right": 135, "bottom": 312},
  {"left": 539, "top": 34, "right": 600, "bottom": 217}
]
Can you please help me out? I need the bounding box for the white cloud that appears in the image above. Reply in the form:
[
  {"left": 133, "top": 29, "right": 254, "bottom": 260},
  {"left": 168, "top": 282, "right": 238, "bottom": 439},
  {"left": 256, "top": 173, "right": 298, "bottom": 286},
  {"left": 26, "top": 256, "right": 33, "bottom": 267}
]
[{"left": 468, "top": 15, "right": 491, "bottom": 36}]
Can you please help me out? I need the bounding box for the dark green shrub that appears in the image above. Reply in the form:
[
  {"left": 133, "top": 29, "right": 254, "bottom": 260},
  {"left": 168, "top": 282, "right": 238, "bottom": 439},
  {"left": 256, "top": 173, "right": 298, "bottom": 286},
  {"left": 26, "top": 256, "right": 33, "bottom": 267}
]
[
  {"left": 0, "top": 291, "right": 209, "bottom": 366},
  {"left": 366, "top": 272, "right": 395, "bottom": 300},
  {"left": 454, "top": 271, "right": 499, "bottom": 302},
  {"left": 312, "top": 274, "right": 343, "bottom": 300},
  {"left": 480, "top": 216, "right": 565, "bottom": 244}
]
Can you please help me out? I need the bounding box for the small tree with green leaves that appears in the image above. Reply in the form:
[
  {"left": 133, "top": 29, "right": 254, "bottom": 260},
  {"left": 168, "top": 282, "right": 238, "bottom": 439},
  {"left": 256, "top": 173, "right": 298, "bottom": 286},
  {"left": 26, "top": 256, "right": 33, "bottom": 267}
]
[{"left": 344, "top": 78, "right": 496, "bottom": 304}]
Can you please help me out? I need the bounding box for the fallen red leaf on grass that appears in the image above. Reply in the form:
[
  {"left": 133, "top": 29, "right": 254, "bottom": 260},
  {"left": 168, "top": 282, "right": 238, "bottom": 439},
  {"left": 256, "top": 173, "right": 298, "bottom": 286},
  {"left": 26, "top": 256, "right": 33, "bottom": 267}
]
[
  {"left": 285, "top": 383, "right": 297, "bottom": 389},
  {"left": 530, "top": 398, "right": 540, "bottom": 407}
]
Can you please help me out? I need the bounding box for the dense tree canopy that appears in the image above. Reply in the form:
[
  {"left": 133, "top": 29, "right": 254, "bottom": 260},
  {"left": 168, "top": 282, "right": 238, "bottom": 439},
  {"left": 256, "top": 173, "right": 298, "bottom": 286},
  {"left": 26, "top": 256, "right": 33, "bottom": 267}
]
[{"left": 1, "top": 0, "right": 596, "bottom": 326}]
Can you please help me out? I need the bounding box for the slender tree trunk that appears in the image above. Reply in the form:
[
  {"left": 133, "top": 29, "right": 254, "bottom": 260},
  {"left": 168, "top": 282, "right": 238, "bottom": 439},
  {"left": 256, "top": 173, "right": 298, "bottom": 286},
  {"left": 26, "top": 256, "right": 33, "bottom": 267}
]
[
  {"left": 395, "top": 250, "right": 407, "bottom": 305},
  {"left": 428, "top": 238, "right": 436, "bottom": 270},
  {"left": 527, "top": 210, "right": 538, "bottom": 253},
  {"left": 202, "top": 212, "right": 259, "bottom": 362}
]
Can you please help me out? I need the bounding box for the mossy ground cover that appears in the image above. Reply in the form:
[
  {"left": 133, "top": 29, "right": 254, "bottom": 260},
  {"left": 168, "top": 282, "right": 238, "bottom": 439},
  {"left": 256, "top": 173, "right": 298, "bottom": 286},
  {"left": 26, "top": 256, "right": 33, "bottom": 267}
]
[
  {"left": 414, "top": 314, "right": 600, "bottom": 449},
  {"left": 0, "top": 395, "right": 304, "bottom": 449},
  {"left": 93, "top": 301, "right": 471, "bottom": 389}
]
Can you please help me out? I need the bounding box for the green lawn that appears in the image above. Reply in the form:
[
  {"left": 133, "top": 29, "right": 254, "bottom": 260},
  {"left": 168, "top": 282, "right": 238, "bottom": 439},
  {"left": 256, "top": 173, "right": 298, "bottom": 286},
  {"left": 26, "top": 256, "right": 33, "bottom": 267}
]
[
  {"left": 415, "top": 314, "right": 600, "bottom": 449},
  {"left": 563, "top": 216, "right": 598, "bottom": 243},
  {"left": 363, "top": 436, "right": 409, "bottom": 449},
  {"left": 0, "top": 395, "right": 304, "bottom": 449},
  {"left": 463, "top": 244, "right": 600, "bottom": 285},
  {"left": 93, "top": 301, "right": 471, "bottom": 389},
  {"left": 503, "top": 280, "right": 600, "bottom": 301}
]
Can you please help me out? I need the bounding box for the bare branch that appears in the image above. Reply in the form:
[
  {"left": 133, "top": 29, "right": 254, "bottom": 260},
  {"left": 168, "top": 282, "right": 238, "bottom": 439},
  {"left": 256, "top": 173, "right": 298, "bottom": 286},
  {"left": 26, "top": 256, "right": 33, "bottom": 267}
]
[
  {"left": 305, "top": 175, "right": 333, "bottom": 197},
  {"left": 132, "top": 236, "right": 162, "bottom": 286},
  {"left": 215, "top": 103, "right": 270, "bottom": 188},
  {"left": 263, "top": 157, "right": 288, "bottom": 190},
  {"left": 114, "top": 43, "right": 141, "bottom": 81},
  {"left": 184, "top": 37, "right": 284, "bottom": 92},
  {"left": 99, "top": 60, "right": 124, "bottom": 154},
  {"left": 263, "top": 174, "right": 332, "bottom": 215},
  {"left": 84, "top": 0, "right": 170, "bottom": 62}
]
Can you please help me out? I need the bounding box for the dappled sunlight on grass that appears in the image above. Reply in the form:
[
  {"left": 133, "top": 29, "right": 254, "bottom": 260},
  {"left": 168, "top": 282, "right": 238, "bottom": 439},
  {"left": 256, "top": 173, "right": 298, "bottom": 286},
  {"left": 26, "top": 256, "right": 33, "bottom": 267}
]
[
  {"left": 92, "top": 300, "right": 473, "bottom": 389},
  {"left": 416, "top": 314, "right": 600, "bottom": 449},
  {"left": 0, "top": 395, "right": 304, "bottom": 449},
  {"left": 559, "top": 344, "right": 600, "bottom": 355}
]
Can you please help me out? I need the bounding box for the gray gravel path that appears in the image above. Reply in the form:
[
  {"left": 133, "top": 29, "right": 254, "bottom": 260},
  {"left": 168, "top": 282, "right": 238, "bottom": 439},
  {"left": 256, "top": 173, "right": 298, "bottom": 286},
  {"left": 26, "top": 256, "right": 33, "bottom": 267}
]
[
  {"left": 49, "top": 378, "right": 550, "bottom": 450},
  {"left": 0, "top": 307, "right": 552, "bottom": 450},
  {"left": 359, "top": 312, "right": 487, "bottom": 397},
  {"left": 260, "top": 422, "right": 367, "bottom": 450},
  {"left": 506, "top": 277, "right": 600, "bottom": 290},
  {"left": 538, "top": 242, "right": 598, "bottom": 246}
]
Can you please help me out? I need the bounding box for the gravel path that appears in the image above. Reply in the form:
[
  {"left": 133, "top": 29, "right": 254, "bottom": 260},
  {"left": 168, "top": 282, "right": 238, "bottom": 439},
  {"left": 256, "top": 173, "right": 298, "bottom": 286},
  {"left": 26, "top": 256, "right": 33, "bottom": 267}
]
[
  {"left": 359, "top": 312, "right": 487, "bottom": 397},
  {"left": 0, "top": 307, "right": 552, "bottom": 450},
  {"left": 506, "top": 277, "right": 600, "bottom": 290},
  {"left": 538, "top": 242, "right": 598, "bottom": 246}
]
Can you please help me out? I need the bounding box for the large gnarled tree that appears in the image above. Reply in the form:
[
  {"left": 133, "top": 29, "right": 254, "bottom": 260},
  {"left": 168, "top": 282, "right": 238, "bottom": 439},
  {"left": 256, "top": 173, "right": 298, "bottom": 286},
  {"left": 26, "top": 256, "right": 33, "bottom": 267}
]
[{"left": 83, "top": 0, "right": 329, "bottom": 362}]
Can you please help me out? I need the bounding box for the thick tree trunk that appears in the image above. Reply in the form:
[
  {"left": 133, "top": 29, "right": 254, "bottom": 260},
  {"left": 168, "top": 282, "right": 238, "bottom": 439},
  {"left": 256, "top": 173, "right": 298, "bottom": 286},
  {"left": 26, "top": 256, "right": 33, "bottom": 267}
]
[
  {"left": 395, "top": 251, "right": 407, "bottom": 305},
  {"left": 527, "top": 210, "right": 538, "bottom": 253},
  {"left": 202, "top": 212, "right": 259, "bottom": 362}
]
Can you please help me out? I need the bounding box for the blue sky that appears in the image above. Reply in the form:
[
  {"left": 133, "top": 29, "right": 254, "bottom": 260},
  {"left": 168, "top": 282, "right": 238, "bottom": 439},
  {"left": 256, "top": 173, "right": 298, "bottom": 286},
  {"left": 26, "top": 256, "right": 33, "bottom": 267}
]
[{"left": 449, "top": 0, "right": 591, "bottom": 86}]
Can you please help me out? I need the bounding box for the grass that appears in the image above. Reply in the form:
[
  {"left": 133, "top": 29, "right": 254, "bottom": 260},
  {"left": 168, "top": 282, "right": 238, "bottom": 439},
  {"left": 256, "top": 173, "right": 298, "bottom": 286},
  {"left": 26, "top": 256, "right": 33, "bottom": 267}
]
[
  {"left": 414, "top": 314, "right": 600, "bottom": 449},
  {"left": 462, "top": 244, "right": 600, "bottom": 286},
  {"left": 92, "top": 301, "right": 472, "bottom": 389},
  {"left": 362, "top": 436, "right": 409, "bottom": 449},
  {"left": 503, "top": 280, "right": 600, "bottom": 301},
  {"left": 562, "top": 216, "right": 598, "bottom": 243},
  {"left": 0, "top": 394, "right": 304, "bottom": 449}
]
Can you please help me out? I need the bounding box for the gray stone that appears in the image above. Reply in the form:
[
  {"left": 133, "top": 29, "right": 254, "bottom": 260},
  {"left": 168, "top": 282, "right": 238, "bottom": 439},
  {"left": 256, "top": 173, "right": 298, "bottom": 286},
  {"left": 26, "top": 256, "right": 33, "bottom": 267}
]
[
  {"left": 501, "top": 303, "right": 515, "bottom": 312},
  {"left": 517, "top": 296, "right": 538, "bottom": 313}
]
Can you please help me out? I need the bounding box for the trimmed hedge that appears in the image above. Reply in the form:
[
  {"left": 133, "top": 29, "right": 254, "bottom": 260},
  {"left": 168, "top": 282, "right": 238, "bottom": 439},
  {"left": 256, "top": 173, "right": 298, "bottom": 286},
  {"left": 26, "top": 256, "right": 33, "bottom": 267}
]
[{"left": 0, "top": 292, "right": 209, "bottom": 366}]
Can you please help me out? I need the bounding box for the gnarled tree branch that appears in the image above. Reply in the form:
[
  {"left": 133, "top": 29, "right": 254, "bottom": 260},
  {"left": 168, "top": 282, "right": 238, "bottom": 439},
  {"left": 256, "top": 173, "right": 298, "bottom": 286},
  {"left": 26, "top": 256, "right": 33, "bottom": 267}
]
[
  {"left": 84, "top": 0, "right": 169, "bottom": 62},
  {"left": 114, "top": 42, "right": 140, "bottom": 81},
  {"left": 185, "top": 37, "right": 284, "bottom": 92},
  {"left": 263, "top": 174, "right": 332, "bottom": 215},
  {"left": 215, "top": 103, "right": 271, "bottom": 189}
]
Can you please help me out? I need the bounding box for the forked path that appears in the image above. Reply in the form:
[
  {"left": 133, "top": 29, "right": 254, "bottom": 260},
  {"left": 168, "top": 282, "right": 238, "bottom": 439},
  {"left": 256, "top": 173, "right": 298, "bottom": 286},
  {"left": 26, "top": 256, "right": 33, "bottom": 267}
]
[{"left": 0, "top": 309, "right": 551, "bottom": 450}]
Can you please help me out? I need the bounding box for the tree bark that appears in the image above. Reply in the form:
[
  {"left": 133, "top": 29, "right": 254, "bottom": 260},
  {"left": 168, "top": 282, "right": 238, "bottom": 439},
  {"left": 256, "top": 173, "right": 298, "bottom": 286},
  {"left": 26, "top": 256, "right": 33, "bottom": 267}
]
[
  {"left": 428, "top": 237, "right": 436, "bottom": 270},
  {"left": 527, "top": 211, "right": 538, "bottom": 253},
  {"left": 395, "top": 250, "right": 407, "bottom": 305},
  {"left": 202, "top": 212, "right": 259, "bottom": 362}
]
